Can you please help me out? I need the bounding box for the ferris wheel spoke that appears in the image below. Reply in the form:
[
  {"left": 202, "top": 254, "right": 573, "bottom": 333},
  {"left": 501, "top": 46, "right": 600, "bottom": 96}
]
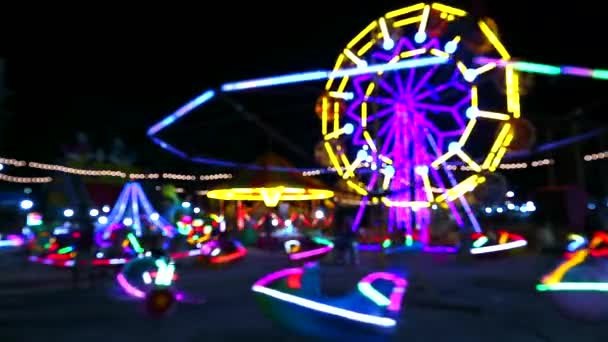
[
  {"left": 380, "top": 124, "right": 397, "bottom": 156},
  {"left": 412, "top": 64, "right": 441, "bottom": 95},
  {"left": 414, "top": 82, "right": 452, "bottom": 101},
  {"left": 376, "top": 78, "right": 399, "bottom": 98},
  {"left": 366, "top": 106, "right": 394, "bottom": 123},
  {"left": 377, "top": 115, "right": 396, "bottom": 137},
  {"left": 365, "top": 96, "right": 396, "bottom": 105},
  {"left": 414, "top": 102, "right": 454, "bottom": 113}
]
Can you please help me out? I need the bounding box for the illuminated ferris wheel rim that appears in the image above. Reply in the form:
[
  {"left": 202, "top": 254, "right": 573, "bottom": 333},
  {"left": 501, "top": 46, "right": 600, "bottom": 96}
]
[
  {"left": 145, "top": 4, "right": 607, "bottom": 176},
  {"left": 320, "top": 2, "right": 522, "bottom": 207}
]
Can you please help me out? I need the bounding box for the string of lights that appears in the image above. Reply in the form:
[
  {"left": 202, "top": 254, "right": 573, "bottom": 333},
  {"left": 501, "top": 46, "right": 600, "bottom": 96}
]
[{"left": 0, "top": 150, "right": 604, "bottom": 185}]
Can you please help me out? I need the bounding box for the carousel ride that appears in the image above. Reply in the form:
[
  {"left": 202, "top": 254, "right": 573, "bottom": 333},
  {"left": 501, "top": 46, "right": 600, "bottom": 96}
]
[{"left": 27, "top": 182, "right": 241, "bottom": 267}]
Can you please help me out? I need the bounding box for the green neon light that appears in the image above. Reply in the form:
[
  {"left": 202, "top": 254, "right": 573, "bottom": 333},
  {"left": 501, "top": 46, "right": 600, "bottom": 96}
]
[
  {"left": 127, "top": 233, "right": 144, "bottom": 253},
  {"left": 512, "top": 62, "right": 561, "bottom": 75},
  {"left": 536, "top": 282, "right": 608, "bottom": 292},
  {"left": 592, "top": 69, "right": 608, "bottom": 80},
  {"left": 58, "top": 246, "right": 73, "bottom": 254},
  {"left": 382, "top": 239, "right": 392, "bottom": 249},
  {"left": 405, "top": 235, "right": 413, "bottom": 247},
  {"left": 472, "top": 236, "right": 489, "bottom": 248}
]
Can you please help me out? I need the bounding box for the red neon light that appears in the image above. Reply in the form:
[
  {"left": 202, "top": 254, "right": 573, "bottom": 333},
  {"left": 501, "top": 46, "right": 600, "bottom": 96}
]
[{"left": 210, "top": 246, "right": 247, "bottom": 264}]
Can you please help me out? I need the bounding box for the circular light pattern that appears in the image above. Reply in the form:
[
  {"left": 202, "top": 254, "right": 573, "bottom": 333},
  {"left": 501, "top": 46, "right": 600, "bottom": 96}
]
[
  {"left": 321, "top": 2, "right": 521, "bottom": 233},
  {"left": 206, "top": 186, "right": 334, "bottom": 207}
]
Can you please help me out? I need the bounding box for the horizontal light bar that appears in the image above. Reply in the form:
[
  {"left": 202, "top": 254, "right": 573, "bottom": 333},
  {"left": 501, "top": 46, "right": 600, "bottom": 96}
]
[
  {"left": 474, "top": 57, "right": 608, "bottom": 80},
  {"left": 470, "top": 239, "right": 527, "bottom": 254},
  {"left": 536, "top": 282, "right": 608, "bottom": 292},
  {"left": 252, "top": 285, "right": 396, "bottom": 327},
  {"left": 221, "top": 56, "right": 448, "bottom": 91}
]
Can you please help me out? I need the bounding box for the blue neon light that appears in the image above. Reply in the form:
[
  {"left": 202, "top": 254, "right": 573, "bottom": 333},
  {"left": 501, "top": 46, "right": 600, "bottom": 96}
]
[
  {"left": 147, "top": 90, "right": 215, "bottom": 136},
  {"left": 221, "top": 57, "right": 447, "bottom": 92}
]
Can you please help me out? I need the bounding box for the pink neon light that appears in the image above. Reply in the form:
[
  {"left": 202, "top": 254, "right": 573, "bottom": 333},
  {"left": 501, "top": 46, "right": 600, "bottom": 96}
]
[
  {"left": 562, "top": 66, "right": 593, "bottom": 77},
  {"left": 252, "top": 267, "right": 401, "bottom": 328},
  {"left": 116, "top": 273, "right": 146, "bottom": 298},
  {"left": 289, "top": 245, "right": 333, "bottom": 261},
  {"left": 358, "top": 272, "right": 408, "bottom": 312}
]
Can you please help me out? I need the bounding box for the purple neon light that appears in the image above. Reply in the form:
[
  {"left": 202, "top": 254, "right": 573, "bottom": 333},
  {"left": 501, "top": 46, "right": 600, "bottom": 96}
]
[
  {"left": 289, "top": 245, "right": 333, "bottom": 261},
  {"left": 252, "top": 267, "right": 398, "bottom": 328},
  {"left": 341, "top": 37, "right": 471, "bottom": 236},
  {"left": 422, "top": 245, "right": 458, "bottom": 253}
]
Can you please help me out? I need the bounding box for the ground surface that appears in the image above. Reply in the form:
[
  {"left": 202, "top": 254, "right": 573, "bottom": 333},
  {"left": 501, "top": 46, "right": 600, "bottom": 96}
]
[{"left": 0, "top": 247, "right": 606, "bottom": 342}]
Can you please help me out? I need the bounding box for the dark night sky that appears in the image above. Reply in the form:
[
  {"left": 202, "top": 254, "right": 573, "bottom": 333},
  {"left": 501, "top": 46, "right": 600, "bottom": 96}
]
[{"left": 8, "top": 0, "right": 608, "bottom": 175}]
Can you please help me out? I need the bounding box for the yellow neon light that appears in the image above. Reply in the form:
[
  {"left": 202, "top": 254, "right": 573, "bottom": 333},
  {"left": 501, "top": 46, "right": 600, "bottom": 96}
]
[
  {"left": 325, "top": 54, "right": 345, "bottom": 90},
  {"left": 491, "top": 123, "right": 512, "bottom": 153},
  {"left": 431, "top": 150, "right": 456, "bottom": 168},
  {"left": 418, "top": 5, "right": 431, "bottom": 34},
  {"left": 385, "top": 3, "right": 425, "bottom": 18},
  {"left": 475, "top": 62, "right": 497, "bottom": 75},
  {"left": 435, "top": 175, "right": 479, "bottom": 202},
  {"left": 347, "top": 180, "right": 369, "bottom": 195},
  {"left": 343, "top": 153, "right": 366, "bottom": 179},
  {"left": 502, "top": 133, "right": 514, "bottom": 147},
  {"left": 498, "top": 232, "right": 509, "bottom": 244},
  {"left": 431, "top": 2, "right": 467, "bottom": 16},
  {"left": 363, "top": 131, "right": 377, "bottom": 151},
  {"left": 421, "top": 173, "right": 434, "bottom": 201},
  {"left": 400, "top": 48, "right": 427, "bottom": 59},
  {"left": 333, "top": 101, "right": 340, "bottom": 132},
  {"left": 489, "top": 147, "right": 507, "bottom": 171},
  {"left": 321, "top": 96, "right": 328, "bottom": 135},
  {"left": 456, "top": 150, "right": 482, "bottom": 172},
  {"left": 361, "top": 102, "right": 368, "bottom": 127},
  {"left": 324, "top": 126, "right": 349, "bottom": 140},
  {"left": 479, "top": 20, "right": 511, "bottom": 60},
  {"left": 542, "top": 250, "right": 588, "bottom": 285},
  {"left": 260, "top": 187, "right": 284, "bottom": 207},
  {"left": 365, "top": 83, "right": 375, "bottom": 97},
  {"left": 456, "top": 61, "right": 468, "bottom": 75},
  {"left": 357, "top": 40, "right": 375, "bottom": 56},
  {"left": 340, "top": 154, "right": 355, "bottom": 178},
  {"left": 337, "top": 75, "right": 349, "bottom": 92},
  {"left": 430, "top": 48, "right": 450, "bottom": 58},
  {"left": 324, "top": 142, "right": 343, "bottom": 176},
  {"left": 344, "top": 49, "right": 367, "bottom": 67},
  {"left": 382, "top": 172, "right": 392, "bottom": 190},
  {"left": 207, "top": 187, "right": 334, "bottom": 207},
  {"left": 459, "top": 119, "right": 476, "bottom": 145},
  {"left": 379, "top": 155, "right": 393, "bottom": 164},
  {"left": 347, "top": 21, "right": 378, "bottom": 49},
  {"left": 393, "top": 16, "right": 422, "bottom": 28},
  {"left": 470, "top": 86, "right": 478, "bottom": 107},
  {"left": 512, "top": 72, "right": 521, "bottom": 118},
  {"left": 475, "top": 110, "right": 510, "bottom": 121},
  {"left": 481, "top": 152, "right": 494, "bottom": 170},
  {"left": 378, "top": 17, "right": 391, "bottom": 45}
]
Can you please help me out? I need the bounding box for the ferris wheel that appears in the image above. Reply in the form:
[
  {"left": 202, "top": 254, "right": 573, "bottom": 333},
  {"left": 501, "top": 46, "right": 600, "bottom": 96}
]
[{"left": 321, "top": 2, "right": 521, "bottom": 240}]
